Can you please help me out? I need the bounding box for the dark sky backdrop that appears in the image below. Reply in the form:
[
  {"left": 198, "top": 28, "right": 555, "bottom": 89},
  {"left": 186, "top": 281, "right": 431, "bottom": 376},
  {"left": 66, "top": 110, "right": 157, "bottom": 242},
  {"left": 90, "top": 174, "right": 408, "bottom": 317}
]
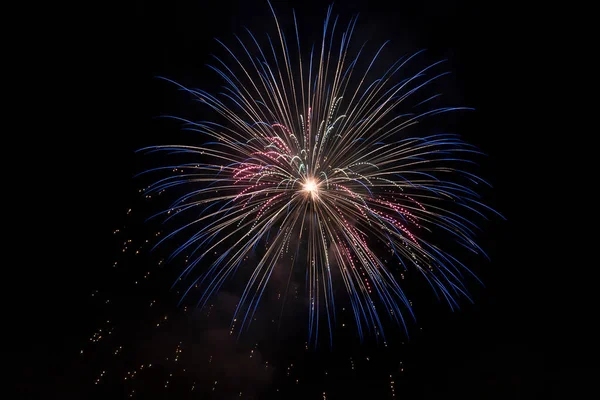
[{"left": 20, "top": 0, "right": 596, "bottom": 399}]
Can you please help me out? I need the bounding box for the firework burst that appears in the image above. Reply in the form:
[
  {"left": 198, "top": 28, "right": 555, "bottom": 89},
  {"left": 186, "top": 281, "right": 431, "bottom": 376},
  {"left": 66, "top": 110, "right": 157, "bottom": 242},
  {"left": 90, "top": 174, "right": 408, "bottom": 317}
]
[{"left": 138, "top": 3, "right": 501, "bottom": 346}]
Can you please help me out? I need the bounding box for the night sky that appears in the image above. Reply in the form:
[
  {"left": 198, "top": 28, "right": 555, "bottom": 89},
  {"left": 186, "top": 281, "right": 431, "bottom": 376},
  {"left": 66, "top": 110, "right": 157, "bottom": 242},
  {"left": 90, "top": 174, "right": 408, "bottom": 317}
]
[{"left": 20, "top": 1, "right": 596, "bottom": 399}]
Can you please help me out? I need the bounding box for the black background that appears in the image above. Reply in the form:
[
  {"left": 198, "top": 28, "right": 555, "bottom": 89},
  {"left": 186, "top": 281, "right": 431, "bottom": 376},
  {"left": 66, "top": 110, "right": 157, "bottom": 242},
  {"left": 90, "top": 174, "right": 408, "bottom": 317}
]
[{"left": 19, "top": 0, "right": 593, "bottom": 399}]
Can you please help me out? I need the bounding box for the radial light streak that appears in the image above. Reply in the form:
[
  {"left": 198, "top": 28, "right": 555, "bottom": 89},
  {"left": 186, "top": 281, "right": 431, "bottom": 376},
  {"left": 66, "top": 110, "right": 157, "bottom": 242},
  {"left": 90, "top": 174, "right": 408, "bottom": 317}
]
[{"left": 138, "top": 3, "right": 501, "bottom": 346}]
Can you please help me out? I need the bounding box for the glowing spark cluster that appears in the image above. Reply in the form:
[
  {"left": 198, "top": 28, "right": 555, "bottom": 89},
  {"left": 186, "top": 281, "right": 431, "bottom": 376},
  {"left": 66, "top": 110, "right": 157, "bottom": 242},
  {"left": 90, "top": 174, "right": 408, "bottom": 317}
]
[
  {"left": 138, "top": 3, "right": 500, "bottom": 345},
  {"left": 302, "top": 177, "right": 320, "bottom": 199}
]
